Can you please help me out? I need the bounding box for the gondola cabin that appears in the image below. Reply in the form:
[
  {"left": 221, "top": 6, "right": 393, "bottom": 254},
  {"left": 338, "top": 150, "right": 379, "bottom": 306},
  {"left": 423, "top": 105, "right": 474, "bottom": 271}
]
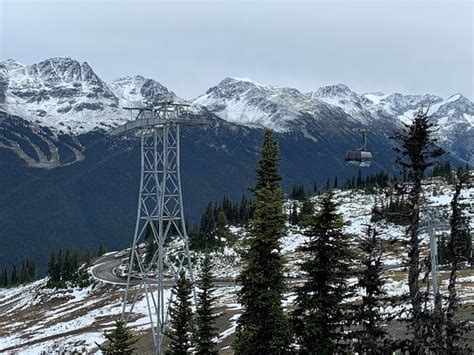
[{"left": 345, "top": 150, "right": 373, "bottom": 167}]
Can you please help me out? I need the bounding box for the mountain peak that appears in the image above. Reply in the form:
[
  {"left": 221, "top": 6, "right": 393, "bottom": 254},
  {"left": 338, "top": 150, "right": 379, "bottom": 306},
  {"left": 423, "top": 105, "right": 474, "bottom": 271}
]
[
  {"left": 313, "top": 83, "right": 353, "bottom": 97},
  {"left": 108, "top": 75, "right": 176, "bottom": 105}
]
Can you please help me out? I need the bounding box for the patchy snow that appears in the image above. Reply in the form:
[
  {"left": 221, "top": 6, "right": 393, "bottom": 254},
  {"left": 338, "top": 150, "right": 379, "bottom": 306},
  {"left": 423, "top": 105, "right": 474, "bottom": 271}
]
[{"left": 2, "top": 176, "right": 473, "bottom": 352}]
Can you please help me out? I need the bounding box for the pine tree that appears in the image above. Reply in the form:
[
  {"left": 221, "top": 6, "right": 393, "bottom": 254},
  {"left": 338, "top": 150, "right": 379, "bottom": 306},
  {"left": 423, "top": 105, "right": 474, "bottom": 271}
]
[
  {"left": 84, "top": 249, "right": 93, "bottom": 267},
  {"left": 289, "top": 202, "right": 299, "bottom": 225},
  {"left": 144, "top": 224, "right": 158, "bottom": 267},
  {"left": 353, "top": 225, "right": 393, "bottom": 353},
  {"left": 445, "top": 169, "right": 472, "bottom": 353},
  {"left": 215, "top": 209, "right": 231, "bottom": 241},
  {"left": 234, "top": 129, "right": 292, "bottom": 354},
  {"left": 10, "top": 265, "right": 18, "bottom": 285},
  {"left": 292, "top": 192, "right": 355, "bottom": 354},
  {"left": 97, "top": 319, "right": 138, "bottom": 354},
  {"left": 1, "top": 268, "right": 8, "bottom": 287},
  {"left": 299, "top": 197, "right": 314, "bottom": 223},
  {"left": 98, "top": 243, "right": 107, "bottom": 257},
  {"left": 167, "top": 270, "right": 193, "bottom": 354},
  {"left": 392, "top": 108, "right": 444, "bottom": 351},
  {"left": 193, "top": 253, "right": 218, "bottom": 354}
]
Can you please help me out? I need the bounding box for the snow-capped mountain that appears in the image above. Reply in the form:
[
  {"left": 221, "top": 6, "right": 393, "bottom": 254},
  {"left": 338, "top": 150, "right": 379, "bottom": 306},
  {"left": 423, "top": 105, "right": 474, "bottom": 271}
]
[
  {"left": 194, "top": 77, "right": 473, "bottom": 163},
  {"left": 192, "top": 77, "right": 394, "bottom": 132},
  {"left": 108, "top": 75, "right": 178, "bottom": 107},
  {"left": 193, "top": 77, "right": 313, "bottom": 131},
  {"left": 307, "top": 83, "right": 389, "bottom": 124},
  {"left": 0, "top": 58, "right": 180, "bottom": 134},
  {"left": 0, "top": 58, "right": 125, "bottom": 133}
]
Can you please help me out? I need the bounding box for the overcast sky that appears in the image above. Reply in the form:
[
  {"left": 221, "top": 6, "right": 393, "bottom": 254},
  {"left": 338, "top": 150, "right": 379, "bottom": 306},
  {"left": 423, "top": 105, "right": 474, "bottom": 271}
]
[{"left": 1, "top": 0, "right": 472, "bottom": 100}]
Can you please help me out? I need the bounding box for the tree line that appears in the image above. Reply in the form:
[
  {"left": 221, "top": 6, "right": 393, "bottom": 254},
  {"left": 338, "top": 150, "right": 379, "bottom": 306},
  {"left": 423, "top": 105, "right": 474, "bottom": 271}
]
[
  {"left": 188, "top": 194, "right": 254, "bottom": 250},
  {"left": 46, "top": 248, "right": 92, "bottom": 288},
  {"left": 1, "top": 258, "right": 36, "bottom": 288}
]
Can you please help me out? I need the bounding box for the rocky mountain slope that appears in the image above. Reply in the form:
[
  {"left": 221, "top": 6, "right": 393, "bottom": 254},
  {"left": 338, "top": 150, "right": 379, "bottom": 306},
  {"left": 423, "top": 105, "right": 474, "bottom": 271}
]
[
  {"left": 0, "top": 56, "right": 472, "bottom": 276},
  {"left": 1, "top": 179, "right": 473, "bottom": 353}
]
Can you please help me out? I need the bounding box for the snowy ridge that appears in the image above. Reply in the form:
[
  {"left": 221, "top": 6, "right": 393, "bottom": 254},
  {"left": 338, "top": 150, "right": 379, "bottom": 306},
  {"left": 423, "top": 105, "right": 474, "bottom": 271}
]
[
  {"left": 0, "top": 58, "right": 177, "bottom": 134},
  {"left": 0, "top": 57, "right": 472, "bottom": 162}
]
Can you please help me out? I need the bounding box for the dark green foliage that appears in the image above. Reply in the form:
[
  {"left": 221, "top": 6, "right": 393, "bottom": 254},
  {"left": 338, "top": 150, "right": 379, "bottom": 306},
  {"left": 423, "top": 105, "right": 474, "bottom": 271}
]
[
  {"left": 18, "top": 258, "right": 36, "bottom": 284},
  {"left": 325, "top": 178, "right": 331, "bottom": 191},
  {"left": 292, "top": 192, "right": 355, "bottom": 354},
  {"left": 289, "top": 184, "right": 306, "bottom": 201},
  {"left": 97, "top": 319, "right": 138, "bottom": 354},
  {"left": 83, "top": 249, "right": 93, "bottom": 267},
  {"left": 189, "top": 195, "right": 255, "bottom": 251},
  {"left": 167, "top": 270, "right": 194, "bottom": 354},
  {"left": 0, "top": 258, "right": 36, "bottom": 288},
  {"left": 342, "top": 170, "right": 391, "bottom": 193},
  {"left": 299, "top": 197, "right": 314, "bottom": 224},
  {"left": 193, "top": 253, "right": 218, "bottom": 355},
  {"left": 144, "top": 224, "right": 158, "bottom": 267},
  {"left": 98, "top": 243, "right": 107, "bottom": 257},
  {"left": 431, "top": 160, "right": 453, "bottom": 181},
  {"left": 371, "top": 194, "right": 411, "bottom": 225},
  {"left": 46, "top": 248, "right": 91, "bottom": 288},
  {"left": 289, "top": 202, "right": 299, "bottom": 225},
  {"left": 392, "top": 108, "right": 444, "bottom": 352},
  {"left": 353, "top": 225, "right": 394, "bottom": 353},
  {"left": 234, "top": 129, "right": 292, "bottom": 354},
  {"left": 445, "top": 169, "right": 472, "bottom": 354}
]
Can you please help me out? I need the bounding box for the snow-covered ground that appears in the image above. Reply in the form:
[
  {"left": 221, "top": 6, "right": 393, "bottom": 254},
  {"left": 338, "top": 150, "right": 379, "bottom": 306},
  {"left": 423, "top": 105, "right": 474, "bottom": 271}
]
[{"left": 1, "top": 177, "right": 472, "bottom": 353}]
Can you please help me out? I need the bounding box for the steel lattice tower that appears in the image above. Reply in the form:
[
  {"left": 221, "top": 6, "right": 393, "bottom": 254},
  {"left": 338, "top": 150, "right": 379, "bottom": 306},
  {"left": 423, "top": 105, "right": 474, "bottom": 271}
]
[{"left": 109, "top": 102, "right": 206, "bottom": 353}]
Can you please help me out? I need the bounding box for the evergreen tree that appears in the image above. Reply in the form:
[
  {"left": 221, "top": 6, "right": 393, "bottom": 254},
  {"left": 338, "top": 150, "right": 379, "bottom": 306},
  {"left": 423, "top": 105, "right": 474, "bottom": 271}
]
[
  {"left": 234, "top": 129, "right": 292, "bottom": 354},
  {"left": 10, "top": 265, "right": 18, "bottom": 285},
  {"left": 98, "top": 243, "right": 107, "bottom": 257},
  {"left": 289, "top": 202, "right": 299, "bottom": 225},
  {"left": 333, "top": 176, "right": 338, "bottom": 189},
  {"left": 353, "top": 225, "right": 393, "bottom": 353},
  {"left": 299, "top": 197, "right": 314, "bottom": 223},
  {"left": 83, "top": 249, "right": 93, "bottom": 267},
  {"left": 193, "top": 253, "right": 218, "bottom": 354},
  {"left": 392, "top": 108, "right": 444, "bottom": 351},
  {"left": 167, "top": 270, "right": 193, "bottom": 354},
  {"left": 144, "top": 224, "right": 158, "bottom": 267},
  {"left": 215, "top": 209, "right": 231, "bottom": 241},
  {"left": 97, "top": 319, "right": 138, "bottom": 354},
  {"left": 325, "top": 178, "right": 331, "bottom": 191},
  {"left": 356, "top": 169, "right": 364, "bottom": 189},
  {"left": 445, "top": 169, "right": 472, "bottom": 353},
  {"left": 292, "top": 192, "right": 355, "bottom": 354},
  {"left": 1, "top": 268, "right": 8, "bottom": 287},
  {"left": 290, "top": 184, "right": 306, "bottom": 201}
]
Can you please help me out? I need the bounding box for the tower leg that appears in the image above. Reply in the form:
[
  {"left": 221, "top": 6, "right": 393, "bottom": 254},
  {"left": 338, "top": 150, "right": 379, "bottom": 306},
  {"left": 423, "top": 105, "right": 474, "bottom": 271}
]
[{"left": 121, "top": 126, "right": 195, "bottom": 354}]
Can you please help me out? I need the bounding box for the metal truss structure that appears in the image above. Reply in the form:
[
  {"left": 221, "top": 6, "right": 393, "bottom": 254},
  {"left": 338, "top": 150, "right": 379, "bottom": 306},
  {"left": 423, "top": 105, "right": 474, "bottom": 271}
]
[{"left": 109, "top": 102, "right": 206, "bottom": 353}]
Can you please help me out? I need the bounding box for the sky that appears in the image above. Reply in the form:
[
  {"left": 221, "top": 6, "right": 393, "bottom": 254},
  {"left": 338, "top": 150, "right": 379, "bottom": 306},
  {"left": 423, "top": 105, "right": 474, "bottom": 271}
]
[{"left": 0, "top": 0, "right": 472, "bottom": 100}]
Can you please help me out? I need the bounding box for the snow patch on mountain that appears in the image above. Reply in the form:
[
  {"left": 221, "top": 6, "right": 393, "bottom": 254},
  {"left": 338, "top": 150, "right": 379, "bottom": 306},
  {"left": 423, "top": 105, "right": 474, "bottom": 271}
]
[
  {"left": 0, "top": 58, "right": 179, "bottom": 134},
  {"left": 193, "top": 77, "right": 311, "bottom": 132},
  {"left": 108, "top": 75, "right": 177, "bottom": 107}
]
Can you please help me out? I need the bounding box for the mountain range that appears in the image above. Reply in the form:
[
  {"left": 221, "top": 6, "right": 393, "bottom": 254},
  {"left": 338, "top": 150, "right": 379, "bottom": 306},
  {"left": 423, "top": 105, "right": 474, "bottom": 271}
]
[{"left": 0, "top": 57, "right": 472, "bottom": 273}]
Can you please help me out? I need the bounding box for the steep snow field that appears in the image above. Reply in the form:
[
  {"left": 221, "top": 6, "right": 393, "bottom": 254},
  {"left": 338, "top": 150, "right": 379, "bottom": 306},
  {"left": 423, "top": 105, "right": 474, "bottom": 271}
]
[{"left": 1, "top": 178, "right": 472, "bottom": 353}]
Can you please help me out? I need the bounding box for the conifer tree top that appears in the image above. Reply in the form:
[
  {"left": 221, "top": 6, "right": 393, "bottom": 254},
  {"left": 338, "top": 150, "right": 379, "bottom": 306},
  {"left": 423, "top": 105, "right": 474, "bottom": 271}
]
[{"left": 254, "top": 129, "right": 281, "bottom": 191}]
